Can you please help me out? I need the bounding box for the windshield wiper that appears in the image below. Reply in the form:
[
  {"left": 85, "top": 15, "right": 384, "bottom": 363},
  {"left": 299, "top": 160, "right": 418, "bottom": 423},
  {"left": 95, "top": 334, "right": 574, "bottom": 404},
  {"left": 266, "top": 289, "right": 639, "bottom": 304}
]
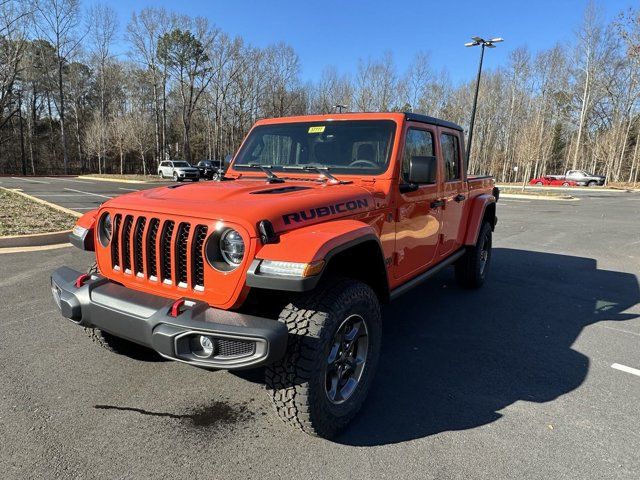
[
  {"left": 234, "top": 164, "right": 284, "bottom": 183},
  {"left": 281, "top": 165, "right": 349, "bottom": 184}
]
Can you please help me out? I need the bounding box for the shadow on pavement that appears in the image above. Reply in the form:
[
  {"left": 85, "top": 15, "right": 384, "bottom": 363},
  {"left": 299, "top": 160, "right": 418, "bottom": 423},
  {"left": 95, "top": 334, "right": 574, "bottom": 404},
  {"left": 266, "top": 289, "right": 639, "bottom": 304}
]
[{"left": 336, "top": 248, "right": 640, "bottom": 446}]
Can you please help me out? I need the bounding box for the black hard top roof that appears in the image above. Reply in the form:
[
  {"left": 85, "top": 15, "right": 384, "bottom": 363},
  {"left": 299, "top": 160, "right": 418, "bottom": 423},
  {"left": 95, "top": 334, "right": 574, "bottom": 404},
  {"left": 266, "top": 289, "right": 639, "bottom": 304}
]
[{"left": 403, "top": 112, "right": 464, "bottom": 132}]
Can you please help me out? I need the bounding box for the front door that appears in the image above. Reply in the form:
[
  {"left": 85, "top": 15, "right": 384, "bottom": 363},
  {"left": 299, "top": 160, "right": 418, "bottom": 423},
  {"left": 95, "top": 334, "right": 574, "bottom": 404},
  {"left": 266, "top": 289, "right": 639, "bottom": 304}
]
[
  {"left": 394, "top": 125, "right": 442, "bottom": 280},
  {"left": 437, "top": 129, "right": 465, "bottom": 256}
]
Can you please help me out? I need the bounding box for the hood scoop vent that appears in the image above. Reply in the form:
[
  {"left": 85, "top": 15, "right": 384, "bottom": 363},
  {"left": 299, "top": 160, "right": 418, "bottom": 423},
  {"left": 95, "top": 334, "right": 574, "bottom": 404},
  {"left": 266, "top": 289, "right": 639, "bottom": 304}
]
[{"left": 251, "top": 186, "right": 312, "bottom": 195}]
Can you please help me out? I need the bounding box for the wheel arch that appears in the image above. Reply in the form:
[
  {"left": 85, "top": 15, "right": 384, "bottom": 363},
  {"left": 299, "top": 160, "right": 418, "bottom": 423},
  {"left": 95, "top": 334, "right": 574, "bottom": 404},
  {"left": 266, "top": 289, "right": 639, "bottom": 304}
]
[
  {"left": 246, "top": 220, "right": 390, "bottom": 302},
  {"left": 463, "top": 194, "right": 497, "bottom": 246}
]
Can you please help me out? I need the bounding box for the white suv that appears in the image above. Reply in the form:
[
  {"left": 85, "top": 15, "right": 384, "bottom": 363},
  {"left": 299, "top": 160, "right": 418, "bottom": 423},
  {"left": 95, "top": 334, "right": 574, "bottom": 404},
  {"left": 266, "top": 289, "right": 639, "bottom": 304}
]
[{"left": 157, "top": 160, "right": 200, "bottom": 182}]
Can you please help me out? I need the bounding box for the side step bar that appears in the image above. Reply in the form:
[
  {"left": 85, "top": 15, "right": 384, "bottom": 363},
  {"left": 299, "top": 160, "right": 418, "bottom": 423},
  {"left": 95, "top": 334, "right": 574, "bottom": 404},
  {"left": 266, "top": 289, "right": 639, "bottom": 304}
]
[{"left": 389, "top": 249, "right": 466, "bottom": 301}]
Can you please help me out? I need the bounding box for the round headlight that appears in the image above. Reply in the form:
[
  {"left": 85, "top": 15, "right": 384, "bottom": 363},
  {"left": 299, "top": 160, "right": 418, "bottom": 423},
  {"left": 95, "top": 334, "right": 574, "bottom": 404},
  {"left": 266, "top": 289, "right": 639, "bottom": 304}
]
[
  {"left": 219, "top": 229, "right": 245, "bottom": 266},
  {"left": 98, "top": 212, "right": 112, "bottom": 247}
]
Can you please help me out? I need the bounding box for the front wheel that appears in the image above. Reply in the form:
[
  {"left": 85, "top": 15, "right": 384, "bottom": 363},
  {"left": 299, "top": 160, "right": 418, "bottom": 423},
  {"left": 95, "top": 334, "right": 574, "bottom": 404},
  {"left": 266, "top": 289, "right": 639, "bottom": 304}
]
[
  {"left": 455, "top": 221, "right": 492, "bottom": 289},
  {"left": 265, "top": 278, "right": 382, "bottom": 438},
  {"left": 587, "top": 180, "right": 596, "bottom": 187},
  {"left": 536, "top": 181, "right": 544, "bottom": 185}
]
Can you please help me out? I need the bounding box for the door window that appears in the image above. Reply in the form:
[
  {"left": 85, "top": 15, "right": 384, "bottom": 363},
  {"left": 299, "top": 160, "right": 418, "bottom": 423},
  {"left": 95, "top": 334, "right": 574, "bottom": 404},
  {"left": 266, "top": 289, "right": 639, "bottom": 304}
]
[
  {"left": 402, "top": 129, "right": 434, "bottom": 182},
  {"left": 441, "top": 133, "right": 461, "bottom": 181}
]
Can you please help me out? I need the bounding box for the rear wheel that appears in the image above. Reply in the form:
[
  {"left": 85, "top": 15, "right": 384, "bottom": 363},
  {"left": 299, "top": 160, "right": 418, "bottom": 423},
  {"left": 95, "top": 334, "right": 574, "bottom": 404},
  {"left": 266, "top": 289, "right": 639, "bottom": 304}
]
[
  {"left": 536, "top": 181, "right": 543, "bottom": 185},
  {"left": 587, "top": 180, "right": 596, "bottom": 187},
  {"left": 265, "top": 277, "right": 382, "bottom": 438},
  {"left": 562, "top": 182, "right": 569, "bottom": 186},
  {"left": 455, "top": 221, "right": 492, "bottom": 289}
]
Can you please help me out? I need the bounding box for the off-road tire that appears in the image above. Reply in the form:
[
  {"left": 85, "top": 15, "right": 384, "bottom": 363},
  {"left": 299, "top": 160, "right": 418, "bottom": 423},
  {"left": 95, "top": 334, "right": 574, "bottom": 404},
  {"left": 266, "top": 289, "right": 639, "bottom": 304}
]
[
  {"left": 455, "top": 221, "right": 492, "bottom": 289},
  {"left": 84, "top": 328, "right": 159, "bottom": 360},
  {"left": 265, "top": 277, "right": 382, "bottom": 438}
]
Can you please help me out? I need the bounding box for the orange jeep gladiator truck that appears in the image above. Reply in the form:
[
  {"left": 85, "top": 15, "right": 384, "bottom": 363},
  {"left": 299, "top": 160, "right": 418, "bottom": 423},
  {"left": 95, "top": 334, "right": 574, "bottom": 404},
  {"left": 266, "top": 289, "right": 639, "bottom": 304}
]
[{"left": 51, "top": 112, "right": 498, "bottom": 438}]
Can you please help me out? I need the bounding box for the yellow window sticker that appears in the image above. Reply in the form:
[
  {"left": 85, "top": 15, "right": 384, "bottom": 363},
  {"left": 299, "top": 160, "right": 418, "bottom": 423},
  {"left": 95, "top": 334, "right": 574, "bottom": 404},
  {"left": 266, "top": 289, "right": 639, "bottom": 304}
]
[{"left": 308, "top": 126, "right": 325, "bottom": 133}]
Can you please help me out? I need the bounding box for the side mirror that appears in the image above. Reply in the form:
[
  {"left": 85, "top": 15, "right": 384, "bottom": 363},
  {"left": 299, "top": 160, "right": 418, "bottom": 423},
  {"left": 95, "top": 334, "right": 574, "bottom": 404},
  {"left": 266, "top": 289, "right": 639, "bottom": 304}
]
[{"left": 408, "top": 155, "right": 437, "bottom": 184}]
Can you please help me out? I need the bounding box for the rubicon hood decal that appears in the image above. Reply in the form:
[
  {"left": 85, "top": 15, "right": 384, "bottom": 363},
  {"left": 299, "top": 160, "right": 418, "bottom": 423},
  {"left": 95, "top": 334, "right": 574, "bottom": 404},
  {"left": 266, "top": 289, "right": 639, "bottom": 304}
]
[{"left": 282, "top": 198, "right": 369, "bottom": 225}]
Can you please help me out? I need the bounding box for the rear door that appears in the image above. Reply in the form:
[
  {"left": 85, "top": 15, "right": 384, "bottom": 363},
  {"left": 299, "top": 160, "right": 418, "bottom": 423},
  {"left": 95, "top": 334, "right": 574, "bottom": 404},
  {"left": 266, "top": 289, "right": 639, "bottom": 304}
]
[
  {"left": 437, "top": 129, "right": 466, "bottom": 257},
  {"left": 394, "top": 123, "right": 442, "bottom": 280}
]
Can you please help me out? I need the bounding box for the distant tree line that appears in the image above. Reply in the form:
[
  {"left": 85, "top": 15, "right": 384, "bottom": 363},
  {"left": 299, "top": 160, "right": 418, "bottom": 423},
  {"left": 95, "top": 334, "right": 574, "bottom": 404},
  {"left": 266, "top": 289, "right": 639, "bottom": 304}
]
[{"left": 1, "top": 0, "right": 639, "bottom": 184}]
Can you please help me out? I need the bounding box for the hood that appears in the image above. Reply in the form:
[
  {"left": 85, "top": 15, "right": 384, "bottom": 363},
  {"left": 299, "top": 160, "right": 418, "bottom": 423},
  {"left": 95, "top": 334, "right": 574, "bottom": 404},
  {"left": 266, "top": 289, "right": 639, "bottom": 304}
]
[{"left": 104, "top": 178, "right": 377, "bottom": 236}]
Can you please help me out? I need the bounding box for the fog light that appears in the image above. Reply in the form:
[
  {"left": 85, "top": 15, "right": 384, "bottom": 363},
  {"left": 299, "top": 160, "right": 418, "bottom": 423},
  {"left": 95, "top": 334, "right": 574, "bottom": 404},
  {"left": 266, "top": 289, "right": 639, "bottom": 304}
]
[{"left": 190, "top": 335, "right": 215, "bottom": 358}]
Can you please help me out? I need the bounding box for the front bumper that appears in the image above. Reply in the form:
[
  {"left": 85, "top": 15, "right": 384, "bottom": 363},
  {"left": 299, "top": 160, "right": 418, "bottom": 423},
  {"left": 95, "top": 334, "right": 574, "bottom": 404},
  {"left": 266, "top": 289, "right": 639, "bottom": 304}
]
[
  {"left": 178, "top": 171, "right": 199, "bottom": 178},
  {"left": 50, "top": 266, "right": 288, "bottom": 370}
]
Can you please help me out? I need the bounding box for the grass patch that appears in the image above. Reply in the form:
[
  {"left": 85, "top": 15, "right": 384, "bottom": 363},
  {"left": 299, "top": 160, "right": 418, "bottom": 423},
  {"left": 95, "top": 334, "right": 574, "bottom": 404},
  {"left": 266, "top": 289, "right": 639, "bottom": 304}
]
[{"left": 0, "top": 189, "right": 77, "bottom": 236}]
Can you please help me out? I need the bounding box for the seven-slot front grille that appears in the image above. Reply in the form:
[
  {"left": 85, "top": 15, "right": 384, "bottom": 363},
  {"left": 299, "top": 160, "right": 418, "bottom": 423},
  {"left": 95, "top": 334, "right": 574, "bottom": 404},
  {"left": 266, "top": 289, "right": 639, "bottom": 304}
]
[{"left": 107, "top": 213, "right": 209, "bottom": 291}]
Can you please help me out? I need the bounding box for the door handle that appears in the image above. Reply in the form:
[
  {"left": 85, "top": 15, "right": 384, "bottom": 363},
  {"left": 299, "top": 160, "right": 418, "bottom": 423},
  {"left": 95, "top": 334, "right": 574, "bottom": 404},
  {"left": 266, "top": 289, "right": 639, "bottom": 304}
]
[
  {"left": 454, "top": 194, "right": 466, "bottom": 202},
  {"left": 430, "top": 199, "right": 445, "bottom": 209}
]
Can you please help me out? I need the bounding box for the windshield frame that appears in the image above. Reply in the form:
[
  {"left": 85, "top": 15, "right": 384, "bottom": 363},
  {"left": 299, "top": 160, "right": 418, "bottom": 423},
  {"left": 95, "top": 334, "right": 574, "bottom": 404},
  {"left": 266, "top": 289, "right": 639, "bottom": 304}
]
[{"left": 230, "top": 120, "right": 397, "bottom": 177}]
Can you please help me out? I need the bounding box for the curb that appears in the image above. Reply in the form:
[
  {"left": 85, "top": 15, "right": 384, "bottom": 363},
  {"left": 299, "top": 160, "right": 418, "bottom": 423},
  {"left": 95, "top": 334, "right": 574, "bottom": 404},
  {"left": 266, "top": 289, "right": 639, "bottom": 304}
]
[
  {"left": 0, "top": 230, "right": 71, "bottom": 248},
  {"left": 78, "top": 175, "right": 157, "bottom": 184},
  {"left": 496, "top": 184, "right": 628, "bottom": 193},
  {"left": 1, "top": 187, "right": 82, "bottom": 218},
  {"left": 500, "top": 193, "right": 577, "bottom": 201},
  {"left": 0, "top": 243, "right": 72, "bottom": 255}
]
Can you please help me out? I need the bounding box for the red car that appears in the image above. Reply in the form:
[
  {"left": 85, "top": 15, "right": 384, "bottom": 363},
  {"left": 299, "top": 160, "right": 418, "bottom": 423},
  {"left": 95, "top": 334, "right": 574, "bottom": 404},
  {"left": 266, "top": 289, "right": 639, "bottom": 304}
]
[{"left": 529, "top": 176, "right": 577, "bottom": 187}]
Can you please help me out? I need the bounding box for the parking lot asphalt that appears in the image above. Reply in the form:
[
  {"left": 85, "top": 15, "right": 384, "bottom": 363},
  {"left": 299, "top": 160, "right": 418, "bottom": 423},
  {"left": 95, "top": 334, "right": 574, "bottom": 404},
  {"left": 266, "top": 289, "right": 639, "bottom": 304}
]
[
  {"left": 0, "top": 176, "right": 169, "bottom": 213},
  {"left": 0, "top": 181, "right": 639, "bottom": 479}
]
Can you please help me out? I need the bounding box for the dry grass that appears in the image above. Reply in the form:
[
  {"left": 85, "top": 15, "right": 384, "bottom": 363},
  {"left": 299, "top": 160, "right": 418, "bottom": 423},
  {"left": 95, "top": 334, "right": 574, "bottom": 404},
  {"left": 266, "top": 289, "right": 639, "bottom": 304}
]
[
  {"left": 498, "top": 187, "right": 568, "bottom": 198},
  {"left": 0, "top": 189, "right": 77, "bottom": 236}
]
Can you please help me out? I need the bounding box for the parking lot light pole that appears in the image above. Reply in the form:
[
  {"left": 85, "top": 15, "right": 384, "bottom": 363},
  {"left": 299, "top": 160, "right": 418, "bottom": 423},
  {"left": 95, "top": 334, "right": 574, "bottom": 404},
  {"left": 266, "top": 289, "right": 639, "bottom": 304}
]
[{"left": 465, "top": 37, "right": 503, "bottom": 165}]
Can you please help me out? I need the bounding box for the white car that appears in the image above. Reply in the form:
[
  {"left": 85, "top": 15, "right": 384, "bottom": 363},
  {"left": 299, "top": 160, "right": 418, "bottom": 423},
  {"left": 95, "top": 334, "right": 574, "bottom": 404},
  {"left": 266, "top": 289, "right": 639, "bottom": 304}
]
[{"left": 157, "top": 160, "right": 200, "bottom": 182}]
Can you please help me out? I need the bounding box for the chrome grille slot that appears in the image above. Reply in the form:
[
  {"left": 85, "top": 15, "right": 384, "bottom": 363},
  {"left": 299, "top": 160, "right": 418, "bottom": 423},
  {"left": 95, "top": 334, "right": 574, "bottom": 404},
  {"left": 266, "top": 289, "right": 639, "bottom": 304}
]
[
  {"left": 111, "top": 214, "right": 122, "bottom": 269},
  {"left": 160, "top": 220, "right": 175, "bottom": 284},
  {"left": 133, "top": 217, "right": 146, "bottom": 276},
  {"left": 175, "top": 222, "right": 191, "bottom": 287},
  {"left": 121, "top": 215, "right": 134, "bottom": 274},
  {"left": 191, "top": 225, "right": 208, "bottom": 290},
  {"left": 146, "top": 218, "right": 160, "bottom": 280}
]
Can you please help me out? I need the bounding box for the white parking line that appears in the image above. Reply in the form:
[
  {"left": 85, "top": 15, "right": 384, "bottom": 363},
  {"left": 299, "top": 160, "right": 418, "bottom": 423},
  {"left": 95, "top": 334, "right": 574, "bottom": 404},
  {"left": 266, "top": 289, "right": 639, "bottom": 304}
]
[
  {"left": 37, "top": 194, "right": 93, "bottom": 197},
  {"left": 611, "top": 363, "right": 640, "bottom": 377},
  {"left": 44, "top": 177, "right": 96, "bottom": 184},
  {"left": 63, "top": 188, "right": 113, "bottom": 199},
  {"left": 118, "top": 187, "right": 139, "bottom": 191},
  {"left": 11, "top": 176, "right": 50, "bottom": 184}
]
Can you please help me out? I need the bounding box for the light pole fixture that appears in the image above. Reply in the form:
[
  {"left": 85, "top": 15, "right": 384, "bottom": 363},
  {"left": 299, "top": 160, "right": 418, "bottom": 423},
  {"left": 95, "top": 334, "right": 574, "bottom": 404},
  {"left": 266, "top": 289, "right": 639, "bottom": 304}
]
[
  {"left": 334, "top": 104, "right": 348, "bottom": 113},
  {"left": 465, "top": 36, "right": 503, "bottom": 165}
]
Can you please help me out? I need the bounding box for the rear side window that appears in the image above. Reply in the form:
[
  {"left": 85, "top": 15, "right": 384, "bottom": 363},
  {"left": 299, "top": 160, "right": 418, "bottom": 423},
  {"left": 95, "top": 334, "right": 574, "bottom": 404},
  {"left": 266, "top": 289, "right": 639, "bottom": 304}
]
[
  {"left": 402, "top": 129, "right": 434, "bottom": 181},
  {"left": 441, "top": 133, "right": 461, "bottom": 181}
]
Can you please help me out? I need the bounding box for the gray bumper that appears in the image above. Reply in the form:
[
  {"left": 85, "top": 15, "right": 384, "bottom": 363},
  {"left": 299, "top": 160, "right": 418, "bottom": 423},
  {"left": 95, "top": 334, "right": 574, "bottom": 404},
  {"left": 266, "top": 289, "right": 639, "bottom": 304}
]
[{"left": 50, "top": 266, "right": 288, "bottom": 370}]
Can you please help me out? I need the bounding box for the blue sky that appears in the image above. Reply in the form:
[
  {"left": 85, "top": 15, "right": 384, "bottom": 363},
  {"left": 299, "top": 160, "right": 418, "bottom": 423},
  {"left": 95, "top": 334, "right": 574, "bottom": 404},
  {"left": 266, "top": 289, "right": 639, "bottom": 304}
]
[{"left": 105, "top": 0, "right": 635, "bottom": 85}]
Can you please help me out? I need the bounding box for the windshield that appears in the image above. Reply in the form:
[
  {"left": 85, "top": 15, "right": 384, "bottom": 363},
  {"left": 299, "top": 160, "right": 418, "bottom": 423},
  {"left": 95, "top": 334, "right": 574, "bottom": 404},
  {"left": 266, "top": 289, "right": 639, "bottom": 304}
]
[
  {"left": 173, "top": 161, "right": 190, "bottom": 167},
  {"left": 233, "top": 120, "right": 396, "bottom": 175}
]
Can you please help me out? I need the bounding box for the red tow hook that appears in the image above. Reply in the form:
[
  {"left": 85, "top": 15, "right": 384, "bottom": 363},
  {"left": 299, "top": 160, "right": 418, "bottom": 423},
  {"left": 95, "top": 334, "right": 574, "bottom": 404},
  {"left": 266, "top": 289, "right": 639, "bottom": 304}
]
[
  {"left": 74, "top": 274, "right": 90, "bottom": 288},
  {"left": 169, "top": 299, "right": 185, "bottom": 317}
]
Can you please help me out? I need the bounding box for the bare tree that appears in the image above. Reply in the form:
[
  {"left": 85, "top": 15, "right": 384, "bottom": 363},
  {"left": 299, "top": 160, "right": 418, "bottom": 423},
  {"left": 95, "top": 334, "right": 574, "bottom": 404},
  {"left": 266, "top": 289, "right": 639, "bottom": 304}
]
[
  {"left": 32, "top": 0, "right": 82, "bottom": 174},
  {"left": 87, "top": 2, "right": 117, "bottom": 174}
]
